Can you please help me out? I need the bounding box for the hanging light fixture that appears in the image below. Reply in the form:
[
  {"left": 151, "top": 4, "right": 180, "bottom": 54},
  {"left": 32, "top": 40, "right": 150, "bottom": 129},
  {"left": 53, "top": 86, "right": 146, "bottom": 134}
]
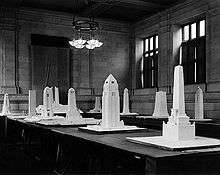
[{"left": 69, "top": 18, "right": 103, "bottom": 49}]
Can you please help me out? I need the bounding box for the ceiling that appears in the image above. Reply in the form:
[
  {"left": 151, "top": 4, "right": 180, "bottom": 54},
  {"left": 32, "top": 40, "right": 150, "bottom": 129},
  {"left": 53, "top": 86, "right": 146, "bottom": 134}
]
[{"left": 1, "top": 0, "right": 187, "bottom": 22}]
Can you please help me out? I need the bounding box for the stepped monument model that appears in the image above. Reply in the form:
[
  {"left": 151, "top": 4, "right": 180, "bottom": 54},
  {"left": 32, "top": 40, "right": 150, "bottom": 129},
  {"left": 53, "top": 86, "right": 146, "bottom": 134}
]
[
  {"left": 80, "top": 74, "right": 145, "bottom": 133},
  {"left": 152, "top": 91, "right": 169, "bottom": 118},
  {"left": 127, "top": 65, "right": 220, "bottom": 150},
  {"left": 192, "top": 87, "right": 211, "bottom": 121}
]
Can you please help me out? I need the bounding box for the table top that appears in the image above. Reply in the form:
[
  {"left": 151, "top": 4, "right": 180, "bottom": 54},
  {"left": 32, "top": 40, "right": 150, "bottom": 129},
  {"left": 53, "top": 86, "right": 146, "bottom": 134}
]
[{"left": 6, "top": 117, "right": 220, "bottom": 160}]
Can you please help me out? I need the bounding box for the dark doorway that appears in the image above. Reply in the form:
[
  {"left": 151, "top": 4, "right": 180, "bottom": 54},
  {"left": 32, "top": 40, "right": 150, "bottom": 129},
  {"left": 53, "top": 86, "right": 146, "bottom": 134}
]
[{"left": 30, "top": 34, "right": 71, "bottom": 105}]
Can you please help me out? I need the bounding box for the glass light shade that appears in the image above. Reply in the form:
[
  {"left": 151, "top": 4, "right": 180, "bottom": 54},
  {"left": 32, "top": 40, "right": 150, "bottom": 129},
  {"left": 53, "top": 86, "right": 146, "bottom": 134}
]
[
  {"left": 74, "top": 43, "right": 85, "bottom": 49},
  {"left": 96, "top": 41, "right": 103, "bottom": 47},
  {"left": 75, "top": 38, "right": 86, "bottom": 45},
  {"left": 86, "top": 43, "right": 96, "bottom": 49},
  {"left": 87, "top": 39, "right": 99, "bottom": 45},
  {"left": 69, "top": 40, "right": 75, "bottom": 47}
]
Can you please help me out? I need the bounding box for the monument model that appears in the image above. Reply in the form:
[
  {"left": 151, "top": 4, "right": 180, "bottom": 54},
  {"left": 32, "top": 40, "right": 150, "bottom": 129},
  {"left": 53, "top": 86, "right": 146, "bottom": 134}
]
[
  {"left": 0, "top": 93, "right": 11, "bottom": 116},
  {"left": 52, "top": 87, "right": 83, "bottom": 114},
  {"left": 121, "top": 88, "right": 138, "bottom": 115},
  {"left": 162, "top": 66, "right": 195, "bottom": 141},
  {"left": 33, "top": 87, "right": 99, "bottom": 125},
  {"left": 80, "top": 74, "right": 145, "bottom": 132},
  {"left": 152, "top": 91, "right": 169, "bottom": 118},
  {"left": 127, "top": 65, "right": 220, "bottom": 150},
  {"left": 28, "top": 90, "right": 37, "bottom": 117},
  {"left": 192, "top": 87, "right": 211, "bottom": 121},
  {"left": 88, "top": 96, "right": 102, "bottom": 113}
]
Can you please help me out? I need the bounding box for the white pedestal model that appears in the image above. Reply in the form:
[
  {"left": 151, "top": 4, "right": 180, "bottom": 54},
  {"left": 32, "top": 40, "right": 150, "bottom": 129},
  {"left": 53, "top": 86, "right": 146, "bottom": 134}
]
[
  {"left": 127, "top": 66, "right": 220, "bottom": 150},
  {"left": 88, "top": 97, "right": 102, "bottom": 113},
  {"left": 120, "top": 88, "right": 138, "bottom": 115},
  {"left": 0, "top": 93, "right": 11, "bottom": 116},
  {"left": 28, "top": 90, "right": 37, "bottom": 118},
  {"left": 191, "top": 87, "right": 211, "bottom": 122},
  {"left": 33, "top": 87, "right": 99, "bottom": 125},
  {"left": 80, "top": 74, "right": 145, "bottom": 133},
  {"left": 52, "top": 87, "right": 83, "bottom": 114},
  {"left": 152, "top": 91, "right": 169, "bottom": 118}
]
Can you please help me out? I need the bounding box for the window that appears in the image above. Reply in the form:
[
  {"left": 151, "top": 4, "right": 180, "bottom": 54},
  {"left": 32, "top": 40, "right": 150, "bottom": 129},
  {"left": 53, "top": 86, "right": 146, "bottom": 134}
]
[
  {"left": 181, "top": 19, "right": 206, "bottom": 84},
  {"left": 141, "top": 35, "right": 158, "bottom": 88}
]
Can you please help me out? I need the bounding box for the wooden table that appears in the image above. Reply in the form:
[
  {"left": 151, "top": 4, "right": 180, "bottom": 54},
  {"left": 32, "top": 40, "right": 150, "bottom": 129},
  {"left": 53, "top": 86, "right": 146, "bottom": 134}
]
[{"left": 4, "top": 117, "right": 220, "bottom": 175}]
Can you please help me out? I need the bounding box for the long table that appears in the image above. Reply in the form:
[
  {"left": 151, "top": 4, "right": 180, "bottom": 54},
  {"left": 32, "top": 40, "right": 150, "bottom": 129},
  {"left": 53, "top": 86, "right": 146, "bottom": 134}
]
[{"left": 2, "top": 116, "right": 220, "bottom": 174}]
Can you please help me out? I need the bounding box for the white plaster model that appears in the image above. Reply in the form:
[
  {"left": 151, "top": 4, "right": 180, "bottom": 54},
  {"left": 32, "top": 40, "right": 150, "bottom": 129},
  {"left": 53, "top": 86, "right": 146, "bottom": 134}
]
[
  {"left": 101, "top": 74, "right": 124, "bottom": 128},
  {"left": 79, "top": 74, "right": 145, "bottom": 132},
  {"left": 152, "top": 91, "right": 169, "bottom": 118},
  {"left": 162, "top": 65, "right": 195, "bottom": 141},
  {"left": 28, "top": 90, "right": 36, "bottom": 117},
  {"left": 52, "top": 87, "right": 83, "bottom": 114},
  {"left": 66, "top": 88, "right": 84, "bottom": 123},
  {"left": 54, "top": 86, "right": 59, "bottom": 104},
  {"left": 0, "top": 93, "right": 11, "bottom": 116},
  {"left": 194, "top": 87, "right": 204, "bottom": 120},
  {"left": 41, "top": 87, "right": 54, "bottom": 118},
  {"left": 127, "top": 67, "right": 219, "bottom": 150},
  {"left": 89, "top": 97, "right": 102, "bottom": 113}
]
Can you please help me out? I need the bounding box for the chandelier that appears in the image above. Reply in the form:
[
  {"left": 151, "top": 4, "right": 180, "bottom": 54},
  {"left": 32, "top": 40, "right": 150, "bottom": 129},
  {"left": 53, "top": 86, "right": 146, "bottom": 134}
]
[{"left": 69, "top": 18, "right": 103, "bottom": 49}]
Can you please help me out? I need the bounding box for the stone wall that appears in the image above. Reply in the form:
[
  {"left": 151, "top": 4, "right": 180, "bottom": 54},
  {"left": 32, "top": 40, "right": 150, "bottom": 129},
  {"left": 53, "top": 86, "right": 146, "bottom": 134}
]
[
  {"left": 131, "top": 0, "right": 220, "bottom": 119},
  {"left": 0, "top": 7, "right": 131, "bottom": 111}
]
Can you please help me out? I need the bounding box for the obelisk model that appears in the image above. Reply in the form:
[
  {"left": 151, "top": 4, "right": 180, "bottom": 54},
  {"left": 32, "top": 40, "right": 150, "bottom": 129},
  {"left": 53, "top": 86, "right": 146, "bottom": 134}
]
[
  {"left": 101, "top": 74, "right": 124, "bottom": 129},
  {"left": 42, "top": 87, "right": 54, "bottom": 118},
  {"left": 195, "top": 87, "right": 204, "bottom": 120},
  {"left": 122, "top": 88, "right": 130, "bottom": 114},
  {"left": 1, "top": 93, "right": 11, "bottom": 115},
  {"left": 66, "top": 88, "right": 83, "bottom": 123},
  {"left": 152, "top": 91, "right": 169, "bottom": 118},
  {"left": 89, "top": 97, "right": 101, "bottom": 113},
  {"left": 28, "top": 90, "right": 36, "bottom": 117},
  {"left": 163, "top": 65, "right": 195, "bottom": 141},
  {"left": 54, "top": 86, "right": 59, "bottom": 104}
]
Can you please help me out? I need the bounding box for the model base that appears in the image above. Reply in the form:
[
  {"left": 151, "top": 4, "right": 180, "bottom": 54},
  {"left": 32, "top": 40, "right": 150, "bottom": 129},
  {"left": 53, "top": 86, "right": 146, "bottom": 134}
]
[
  {"left": 190, "top": 118, "right": 212, "bottom": 122},
  {"left": 7, "top": 115, "right": 27, "bottom": 119},
  {"left": 120, "top": 112, "right": 139, "bottom": 116},
  {"left": 79, "top": 125, "right": 146, "bottom": 134},
  {"left": 127, "top": 136, "right": 220, "bottom": 150}
]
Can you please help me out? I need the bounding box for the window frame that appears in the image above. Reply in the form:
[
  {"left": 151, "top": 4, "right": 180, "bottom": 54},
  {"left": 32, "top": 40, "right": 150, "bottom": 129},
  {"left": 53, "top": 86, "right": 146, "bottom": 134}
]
[
  {"left": 141, "top": 34, "right": 158, "bottom": 88},
  {"left": 181, "top": 19, "right": 206, "bottom": 85}
]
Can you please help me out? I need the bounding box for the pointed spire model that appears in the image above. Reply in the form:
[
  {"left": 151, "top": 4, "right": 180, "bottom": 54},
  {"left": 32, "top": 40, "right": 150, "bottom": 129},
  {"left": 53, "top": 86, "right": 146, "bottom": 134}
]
[
  {"left": 1, "top": 93, "right": 11, "bottom": 115},
  {"left": 195, "top": 87, "right": 204, "bottom": 119},
  {"left": 152, "top": 91, "right": 169, "bottom": 118},
  {"left": 66, "top": 88, "right": 83, "bottom": 122},
  {"left": 54, "top": 86, "right": 59, "bottom": 104},
  {"left": 163, "top": 65, "right": 195, "bottom": 141},
  {"left": 101, "top": 74, "right": 124, "bottom": 128},
  {"left": 28, "top": 90, "right": 36, "bottom": 117}
]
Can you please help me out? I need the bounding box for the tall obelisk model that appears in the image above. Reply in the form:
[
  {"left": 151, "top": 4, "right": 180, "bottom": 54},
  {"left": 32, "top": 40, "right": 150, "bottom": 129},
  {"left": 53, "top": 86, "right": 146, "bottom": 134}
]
[
  {"left": 28, "top": 90, "right": 36, "bottom": 117},
  {"left": 101, "top": 74, "right": 124, "bottom": 129},
  {"left": 54, "top": 86, "right": 59, "bottom": 104},
  {"left": 163, "top": 65, "right": 195, "bottom": 141},
  {"left": 122, "top": 88, "right": 130, "bottom": 114},
  {"left": 42, "top": 87, "right": 54, "bottom": 118}
]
